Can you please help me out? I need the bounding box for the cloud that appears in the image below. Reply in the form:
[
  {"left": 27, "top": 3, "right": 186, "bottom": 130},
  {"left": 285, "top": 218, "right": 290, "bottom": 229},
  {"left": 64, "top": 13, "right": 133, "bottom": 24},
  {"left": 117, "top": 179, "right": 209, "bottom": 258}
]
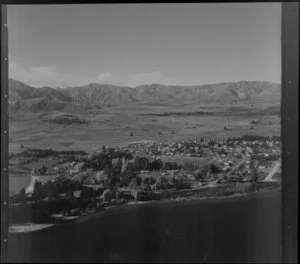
[
  {"left": 9, "top": 63, "right": 58, "bottom": 82},
  {"left": 30, "top": 66, "right": 57, "bottom": 78},
  {"left": 129, "top": 71, "right": 179, "bottom": 87},
  {"left": 9, "top": 63, "right": 199, "bottom": 87},
  {"left": 9, "top": 62, "right": 83, "bottom": 85},
  {"left": 9, "top": 63, "right": 32, "bottom": 80},
  {"left": 9, "top": 63, "right": 116, "bottom": 86},
  {"left": 97, "top": 72, "right": 112, "bottom": 82}
]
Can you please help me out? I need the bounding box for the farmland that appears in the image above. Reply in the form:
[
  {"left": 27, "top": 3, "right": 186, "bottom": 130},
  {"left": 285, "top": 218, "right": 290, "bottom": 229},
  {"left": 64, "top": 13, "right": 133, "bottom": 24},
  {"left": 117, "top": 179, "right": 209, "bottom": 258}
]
[{"left": 9, "top": 103, "right": 280, "bottom": 154}]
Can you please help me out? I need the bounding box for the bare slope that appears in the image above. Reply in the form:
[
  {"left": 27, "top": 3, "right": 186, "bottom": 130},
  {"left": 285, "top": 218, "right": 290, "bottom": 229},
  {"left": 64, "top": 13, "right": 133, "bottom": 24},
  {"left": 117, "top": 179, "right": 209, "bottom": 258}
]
[{"left": 9, "top": 79, "right": 281, "bottom": 113}]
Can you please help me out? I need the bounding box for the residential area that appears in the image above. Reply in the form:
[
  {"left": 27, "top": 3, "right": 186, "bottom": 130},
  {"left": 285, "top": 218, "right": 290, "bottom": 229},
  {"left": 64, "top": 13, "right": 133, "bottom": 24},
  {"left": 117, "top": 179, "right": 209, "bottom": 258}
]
[{"left": 9, "top": 135, "right": 281, "bottom": 224}]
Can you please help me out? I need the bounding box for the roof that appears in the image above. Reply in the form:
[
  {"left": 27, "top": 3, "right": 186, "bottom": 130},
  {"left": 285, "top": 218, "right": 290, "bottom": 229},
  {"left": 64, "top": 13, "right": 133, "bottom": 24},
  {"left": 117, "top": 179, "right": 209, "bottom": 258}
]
[{"left": 73, "top": 190, "right": 83, "bottom": 198}]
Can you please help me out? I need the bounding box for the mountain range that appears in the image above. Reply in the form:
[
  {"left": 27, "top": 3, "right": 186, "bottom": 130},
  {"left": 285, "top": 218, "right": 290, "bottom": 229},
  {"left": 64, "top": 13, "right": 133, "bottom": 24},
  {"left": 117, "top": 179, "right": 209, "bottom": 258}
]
[
  {"left": 21, "top": 80, "right": 73, "bottom": 89},
  {"left": 8, "top": 79, "right": 281, "bottom": 113}
]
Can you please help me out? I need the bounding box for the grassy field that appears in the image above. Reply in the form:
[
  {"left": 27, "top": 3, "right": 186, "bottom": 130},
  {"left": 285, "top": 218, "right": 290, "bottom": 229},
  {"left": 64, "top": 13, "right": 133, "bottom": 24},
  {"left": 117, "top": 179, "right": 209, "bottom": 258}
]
[
  {"left": 9, "top": 103, "right": 280, "bottom": 153},
  {"left": 8, "top": 103, "right": 280, "bottom": 195}
]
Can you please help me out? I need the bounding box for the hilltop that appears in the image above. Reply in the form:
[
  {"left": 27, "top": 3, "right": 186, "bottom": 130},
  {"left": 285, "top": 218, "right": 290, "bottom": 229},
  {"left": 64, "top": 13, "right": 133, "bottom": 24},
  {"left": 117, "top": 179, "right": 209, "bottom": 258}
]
[{"left": 9, "top": 79, "right": 280, "bottom": 113}]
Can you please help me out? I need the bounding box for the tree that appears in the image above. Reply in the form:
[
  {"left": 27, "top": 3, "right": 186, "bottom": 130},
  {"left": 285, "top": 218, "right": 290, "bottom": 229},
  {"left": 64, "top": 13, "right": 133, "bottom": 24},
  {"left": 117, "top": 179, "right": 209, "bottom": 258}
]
[
  {"left": 19, "top": 188, "right": 26, "bottom": 198},
  {"left": 108, "top": 175, "right": 120, "bottom": 189},
  {"left": 164, "top": 162, "right": 181, "bottom": 170},
  {"left": 149, "top": 159, "right": 163, "bottom": 171},
  {"left": 136, "top": 177, "right": 142, "bottom": 186},
  {"left": 183, "top": 161, "right": 195, "bottom": 170},
  {"left": 199, "top": 164, "right": 210, "bottom": 178},
  {"left": 141, "top": 182, "right": 151, "bottom": 191},
  {"left": 133, "top": 156, "right": 149, "bottom": 171},
  {"left": 194, "top": 170, "right": 204, "bottom": 181},
  {"left": 121, "top": 157, "right": 127, "bottom": 173},
  {"left": 119, "top": 172, "right": 130, "bottom": 187},
  {"left": 156, "top": 176, "right": 172, "bottom": 190},
  {"left": 210, "top": 163, "right": 221, "bottom": 174},
  {"left": 102, "top": 189, "right": 111, "bottom": 202},
  {"left": 115, "top": 158, "right": 122, "bottom": 173},
  {"left": 126, "top": 162, "right": 135, "bottom": 172},
  {"left": 173, "top": 178, "right": 191, "bottom": 190},
  {"left": 38, "top": 165, "right": 47, "bottom": 175},
  {"left": 47, "top": 186, "right": 58, "bottom": 200},
  {"left": 102, "top": 145, "right": 106, "bottom": 154},
  {"left": 31, "top": 181, "right": 45, "bottom": 200},
  {"left": 12, "top": 188, "right": 27, "bottom": 203},
  {"left": 129, "top": 178, "right": 138, "bottom": 189},
  {"left": 149, "top": 176, "right": 156, "bottom": 185},
  {"left": 207, "top": 141, "right": 215, "bottom": 147},
  {"left": 251, "top": 168, "right": 259, "bottom": 182},
  {"left": 66, "top": 190, "right": 74, "bottom": 200},
  {"left": 60, "top": 199, "right": 72, "bottom": 216}
]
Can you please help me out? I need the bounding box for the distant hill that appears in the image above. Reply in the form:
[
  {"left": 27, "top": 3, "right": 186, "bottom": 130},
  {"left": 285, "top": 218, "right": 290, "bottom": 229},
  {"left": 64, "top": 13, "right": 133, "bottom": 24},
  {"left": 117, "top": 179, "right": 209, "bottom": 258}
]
[
  {"left": 8, "top": 79, "right": 281, "bottom": 113},
  {"left": 9, "top": 79, "right": 73, "bottom": 113},
  {"left": 132, "top": 82, "right": 280, "bottom": 105},
  {"left": 21, "top": 79, "right": 72, "bottom": 89},
  {"left": 61, "top": 83, "right": 136, "bottom": 105},
  {"left": 9, "top": 79, "right": 71, "bottom": 102}
]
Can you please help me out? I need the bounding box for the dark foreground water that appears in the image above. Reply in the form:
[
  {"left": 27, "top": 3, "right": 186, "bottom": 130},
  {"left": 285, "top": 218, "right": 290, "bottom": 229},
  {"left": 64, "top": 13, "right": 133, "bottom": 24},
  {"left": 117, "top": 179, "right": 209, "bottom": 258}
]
[{"left": 8, "top": 189, "right": 281, "bottom": 263}]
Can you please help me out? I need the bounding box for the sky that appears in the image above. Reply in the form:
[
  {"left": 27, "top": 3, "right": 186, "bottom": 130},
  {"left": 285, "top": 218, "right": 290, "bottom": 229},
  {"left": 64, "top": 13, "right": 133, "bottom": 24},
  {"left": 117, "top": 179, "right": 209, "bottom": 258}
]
[{"left": 7, "top": 3, "right": 281, "bottom": 87}]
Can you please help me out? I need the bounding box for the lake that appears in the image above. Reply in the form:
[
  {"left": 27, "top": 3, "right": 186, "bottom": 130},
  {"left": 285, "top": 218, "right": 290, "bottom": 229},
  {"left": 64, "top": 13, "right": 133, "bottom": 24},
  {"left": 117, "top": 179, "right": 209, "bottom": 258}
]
[
  {"left": 9, "top": 173, "right": 31, "bottom": 196},
  {"left": 7, "top": 189, "right": 281, "bottom": 263}
]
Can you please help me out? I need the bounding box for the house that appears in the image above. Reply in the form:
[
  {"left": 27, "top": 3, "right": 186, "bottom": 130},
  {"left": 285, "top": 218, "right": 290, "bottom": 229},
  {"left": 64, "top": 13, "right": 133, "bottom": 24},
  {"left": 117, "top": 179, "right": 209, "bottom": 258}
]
[
  {"left": 58, "top": 193, "right": 67, "bottom": 198},
  {"left": 246, "top": 147, "right": 253, "bottom": 153},
  {"left": 94, "top": 170, "right": 109, "bottom": 183},
  {"left": 73, "top": 190, "right": 84, "bottom": 198},
  {"left": 26, "top": 170, "right": 60, "bottom": 194}
]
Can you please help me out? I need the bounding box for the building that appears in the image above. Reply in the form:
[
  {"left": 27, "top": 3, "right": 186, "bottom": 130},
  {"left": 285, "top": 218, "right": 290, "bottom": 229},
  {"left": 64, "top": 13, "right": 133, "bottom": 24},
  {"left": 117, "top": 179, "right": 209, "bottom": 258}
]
[{"left": 25, "top": 169, "right": 60, "bottom": 194}]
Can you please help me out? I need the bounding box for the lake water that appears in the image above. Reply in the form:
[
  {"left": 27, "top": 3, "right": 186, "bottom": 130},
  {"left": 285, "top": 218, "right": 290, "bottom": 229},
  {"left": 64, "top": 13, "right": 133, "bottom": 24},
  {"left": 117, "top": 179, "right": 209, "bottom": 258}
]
[
  {"left": 8, "top": 189, "right": 281, "bottom": 263},
  {"left": 9, "top": 173, "right": 31, "bottom": 195}
]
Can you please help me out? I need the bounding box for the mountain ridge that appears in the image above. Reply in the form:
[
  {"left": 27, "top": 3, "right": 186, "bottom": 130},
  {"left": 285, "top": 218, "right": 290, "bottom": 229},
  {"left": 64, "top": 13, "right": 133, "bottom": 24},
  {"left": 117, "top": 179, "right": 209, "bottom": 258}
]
[
  {"left": 8, "top": 78, "right": 281, "bottom": 113},
  {"left": 21, "top": 79, "right": 73, "bottom": 89}
]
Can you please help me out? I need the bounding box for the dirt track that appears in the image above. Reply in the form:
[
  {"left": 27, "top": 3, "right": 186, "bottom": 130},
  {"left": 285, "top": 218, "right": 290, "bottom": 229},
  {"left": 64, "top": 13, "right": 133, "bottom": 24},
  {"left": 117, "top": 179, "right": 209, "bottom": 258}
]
[{"left": 264, "top": 161, "right": 281, "bottom": 182}]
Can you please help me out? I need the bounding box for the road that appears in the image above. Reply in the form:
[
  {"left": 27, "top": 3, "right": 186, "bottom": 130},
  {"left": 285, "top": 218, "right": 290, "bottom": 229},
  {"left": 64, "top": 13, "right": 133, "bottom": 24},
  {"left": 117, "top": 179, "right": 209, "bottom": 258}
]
[
  {"left": 227, "top": 152, "right": 247, "bottom": 178},
  {"left": 231, "top": 158, "right": 247, "bottom": 173},
  {"left": 264, "top": 161, "right": 281, "bottom": 182},
  {"left": 206, "top": 179, "right": 219, "bottom": 187}
]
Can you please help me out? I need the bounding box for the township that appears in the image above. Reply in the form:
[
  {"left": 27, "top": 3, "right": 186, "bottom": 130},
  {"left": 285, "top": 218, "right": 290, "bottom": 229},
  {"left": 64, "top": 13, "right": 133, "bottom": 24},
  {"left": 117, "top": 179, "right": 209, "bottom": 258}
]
[{"left": 9, "top": 135, "right": 281, "bottom": 223}]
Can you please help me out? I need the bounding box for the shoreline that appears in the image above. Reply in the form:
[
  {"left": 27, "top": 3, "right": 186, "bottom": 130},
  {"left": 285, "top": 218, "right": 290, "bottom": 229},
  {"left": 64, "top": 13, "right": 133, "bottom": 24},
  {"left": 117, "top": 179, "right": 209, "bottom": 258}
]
[
  {"left": 76, "top": 186, "right": 281, "bottom": 222},
  {"left": 9, "top": 187, "right": 281, "bottom": 234}
]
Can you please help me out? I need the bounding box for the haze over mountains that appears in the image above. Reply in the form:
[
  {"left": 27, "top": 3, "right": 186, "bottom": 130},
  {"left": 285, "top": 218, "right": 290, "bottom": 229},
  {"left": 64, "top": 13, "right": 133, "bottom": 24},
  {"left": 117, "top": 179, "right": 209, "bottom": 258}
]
[{"left": 9, "top": 79, "right": 281, "bottom": 113}]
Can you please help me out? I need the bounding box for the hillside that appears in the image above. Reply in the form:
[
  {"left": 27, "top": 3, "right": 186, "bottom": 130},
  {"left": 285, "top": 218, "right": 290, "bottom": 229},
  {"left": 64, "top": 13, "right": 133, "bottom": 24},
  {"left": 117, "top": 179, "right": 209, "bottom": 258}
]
[
  {"left": 9, "top": 79, "right": 71, "bottom": 102},
  {"left": 62, "top": 83, "right": 136, "bottom": 105},
  {"left": 8, "top": 79, "right": 281, "bottom": 113}
]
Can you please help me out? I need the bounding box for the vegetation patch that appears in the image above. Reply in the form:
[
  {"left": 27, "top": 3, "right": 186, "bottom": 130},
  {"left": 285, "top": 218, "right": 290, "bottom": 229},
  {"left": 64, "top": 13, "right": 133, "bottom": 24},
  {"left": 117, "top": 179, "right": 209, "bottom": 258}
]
[{"left": 41, "top": 113, "right": 88, "bottom": 125}]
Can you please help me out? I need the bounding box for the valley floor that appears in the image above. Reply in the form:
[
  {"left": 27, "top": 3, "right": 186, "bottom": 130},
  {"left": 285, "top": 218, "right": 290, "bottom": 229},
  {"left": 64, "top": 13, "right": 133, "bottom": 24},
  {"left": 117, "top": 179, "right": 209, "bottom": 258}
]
[{"left": 9, "top": 104, "right": 280, "bottom": 153}]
